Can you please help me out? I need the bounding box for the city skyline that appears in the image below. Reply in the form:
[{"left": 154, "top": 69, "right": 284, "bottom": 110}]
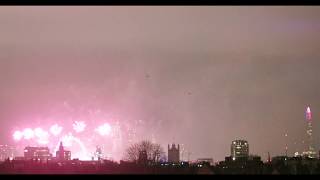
[
  {"left": 1, "top": 106, "right": 318, "bottom": 162},
  {"left": 0, "top": 6, "right": 320, "bottom": 161},
  {"left": 1, "top": 134, "right": 317, "bottom": 165}
]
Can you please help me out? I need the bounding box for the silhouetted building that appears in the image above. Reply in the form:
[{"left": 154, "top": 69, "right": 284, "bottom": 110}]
[
  {"left": 0, "top": 145, "right": 16, "bottom": 161},
  {"left": 168, "top": 144, "right": 180, "bottom": 163},
  {"left": 197, "top": 158, "right": 214, "bottom": 166},
  {"left": 24, "top": 146, "right": 52, "bottom": 161},
  {"left": 220, "top": 154, "right": 263, "bottom": 174},
  {"left": 56, "top": 142, "right": 71, "bottom": 161},
  {"left": 14, "top": 156, "right": 24, "bottom": 161},
  {"left": 231, "top": 140, "right": 249, "bottom": 160},
  {"left": 270, "top": 156, "right": 319, "bottom": 174}
]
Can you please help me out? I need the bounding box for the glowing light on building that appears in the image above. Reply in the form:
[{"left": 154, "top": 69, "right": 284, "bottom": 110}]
[
  {"left": 73, "top": 121, "right": 86, "bottom": 133},
  {"left": 13, "top": 131, "right": 23, "bottom": 141},
  {"left": 22, "top": 128, "right": 34, "bottom": 140},
  {"left": 95, "top": 123, "right": 112, "bottom": 136},
  {"left": 50, "top": 124, "right": 63, "bottom": 136}
]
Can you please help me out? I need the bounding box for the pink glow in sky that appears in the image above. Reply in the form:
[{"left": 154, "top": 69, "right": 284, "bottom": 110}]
[
  {"left": 4, "top": 7, "right": 320, "bottom": 161},
  {"left": 12, "top": 120, "right": 126, "bottom": 160}
]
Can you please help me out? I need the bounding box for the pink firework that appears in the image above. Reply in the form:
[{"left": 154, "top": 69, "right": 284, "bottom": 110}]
[
  {"left": 95, "top": 123, "right": 112, "bottom": 136},
  {"left": 22, "top": 128, "right": 34, "bottom": 140},
  {"left": 50, "top": 124, "right": 63, "bottom": 136},
  {"left": 73, "top": 121, "right": 86, "bottom": 133},
  {"left": 13, "top": 131, "right": 23, "bottom": 141}
]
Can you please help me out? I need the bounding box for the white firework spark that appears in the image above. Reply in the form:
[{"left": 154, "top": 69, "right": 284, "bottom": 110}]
[
  {"left": 22, "top": 128, "right": 34, "bottom": 140},
  {"left": 34, "top": 128, "right": 49, "bottom": 145},
  {"left": 13, "top": 131, "right": 23, "bottom": 141},
  {"left": 50, "top": 124, "right": 63, "bottom": 136},
  {"left": 73, "top": 121, "right": 86, "bottom": 133},
  {"left": 95, "top": 123, "right": 112, "bottom": 136}
]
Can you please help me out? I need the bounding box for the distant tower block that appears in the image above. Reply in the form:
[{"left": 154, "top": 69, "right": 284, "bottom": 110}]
[
  {"left": 303, "top": 106, "right": 317, "bottom": 158},
  {"left": 168, "top": 143, "right": 180, "bottom": 163},
  {"left": 231, "top": 140, "right": 249, "bottom": 160}
]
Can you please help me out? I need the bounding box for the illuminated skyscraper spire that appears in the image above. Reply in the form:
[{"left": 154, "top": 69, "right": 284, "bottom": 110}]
[
  {"left": 303, "top": 106, "right": 316, "bottom": 158},
  {"left": 306, "top": 106, "right": 312, "bottom": 121}
]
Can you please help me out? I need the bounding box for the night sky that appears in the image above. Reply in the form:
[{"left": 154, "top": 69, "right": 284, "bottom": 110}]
[{"left": 1, "top": 6, "right": 320, "bottom": 161}]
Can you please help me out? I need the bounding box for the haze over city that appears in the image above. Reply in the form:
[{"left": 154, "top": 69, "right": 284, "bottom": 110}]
[{"left": 0, "top": 6, "right": 320, "bottom": 162}]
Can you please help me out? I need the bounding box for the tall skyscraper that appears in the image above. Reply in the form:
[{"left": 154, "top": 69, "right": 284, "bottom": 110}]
[
  {"left": 231, "top": 140, "right": 249, "bottom": 160},
  {"left": 168, "top": 144, "right": 180, "bottom": 163},
  {"left": 302, "top": 106, "right": 317, "bottom": 158}
]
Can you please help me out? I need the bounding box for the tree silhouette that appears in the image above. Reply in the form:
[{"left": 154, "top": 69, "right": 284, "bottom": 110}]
[{"left": 124, "top": 140, "right": 164, "bottom": 163}]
